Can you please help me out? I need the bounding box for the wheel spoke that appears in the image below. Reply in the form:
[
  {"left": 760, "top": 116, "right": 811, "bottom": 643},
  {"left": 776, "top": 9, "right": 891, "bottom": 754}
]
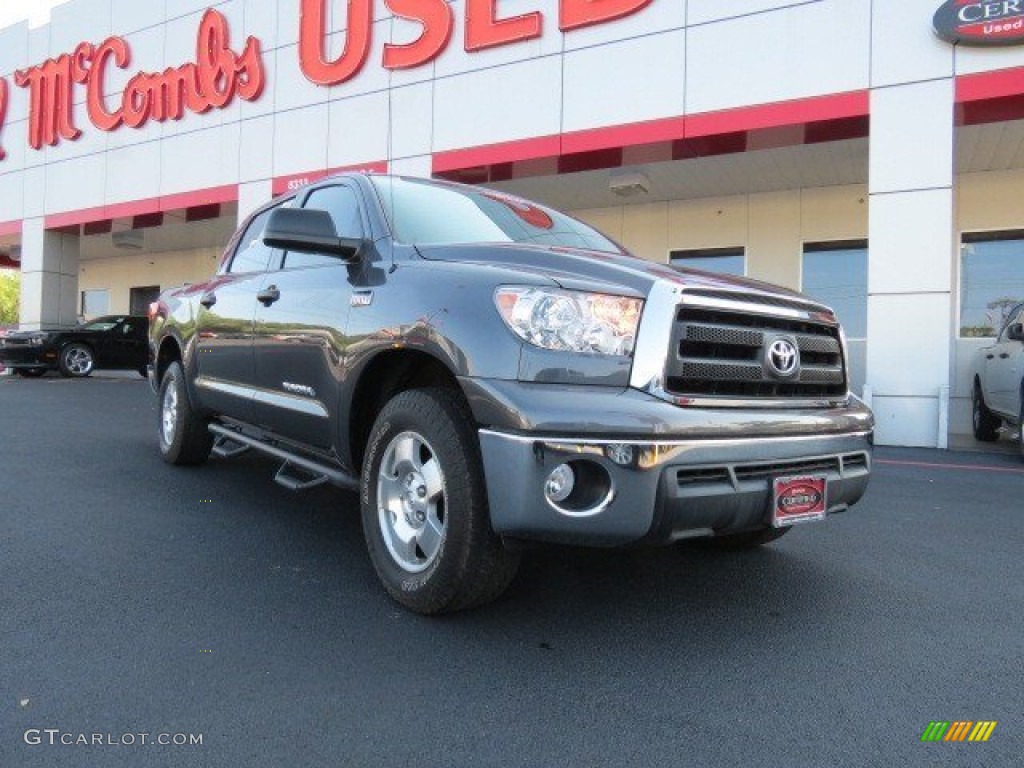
[
  {"left": 390, "top": 520, "right": 419, "bottom": 564},
  {"left": 420, "top": 458, "right": 443, "bottom": 502},
  {"left": 391, "top": 435, "right": 416, "bottom": 473},
  {"left": 377, "top": 473, "right": 405, "bottom": 514},
  {"left": 416, "top": 512, "right": 444, "bottom": 561}
]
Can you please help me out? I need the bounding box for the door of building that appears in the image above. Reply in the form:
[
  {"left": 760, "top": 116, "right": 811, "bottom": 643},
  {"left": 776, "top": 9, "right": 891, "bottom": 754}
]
[{"left": 129, "top": 286, "right": 161, "bottom": 316}]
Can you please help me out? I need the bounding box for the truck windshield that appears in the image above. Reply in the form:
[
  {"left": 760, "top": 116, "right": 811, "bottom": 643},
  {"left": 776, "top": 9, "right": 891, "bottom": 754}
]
[{"left": 371, "top": 176, "right": 623, "bottom": 254}]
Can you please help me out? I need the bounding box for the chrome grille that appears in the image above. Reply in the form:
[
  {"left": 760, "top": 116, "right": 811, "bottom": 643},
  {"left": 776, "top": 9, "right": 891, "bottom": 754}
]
[{"left": 666, "top": 306, "right": 847, "bottom": 400}]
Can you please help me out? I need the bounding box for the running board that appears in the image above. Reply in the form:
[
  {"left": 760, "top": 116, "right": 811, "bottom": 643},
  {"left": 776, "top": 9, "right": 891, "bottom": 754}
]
[
  {"left": 211, "top": 434, "right": 250, "bottom": 459},
  {"left": 208, "top": 423, "right": 359, "bottom": 492},
  {"left": 274, "top": 461, "right": 329, "bottom": 491}
]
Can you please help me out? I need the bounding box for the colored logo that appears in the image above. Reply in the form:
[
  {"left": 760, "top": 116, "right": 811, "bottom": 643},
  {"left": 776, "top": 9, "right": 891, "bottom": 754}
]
[
  {"left": 920, "top": 721, "right": 997, "bottom": 742},
  {"left": 934, "top": 1, "right": 1024, "bottom": 46}
]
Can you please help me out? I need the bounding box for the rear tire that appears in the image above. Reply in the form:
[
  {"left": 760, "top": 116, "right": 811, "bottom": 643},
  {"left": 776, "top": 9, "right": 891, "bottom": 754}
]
[
  {"left": 157, "top": 361, "right": 212, "bottom": 466},
  {"left": 138, "top": 367, "right": 149, "bottom": 378},
  {"left": 58, "top": 343, "right": 94, "bottom": 378},
  {"left": 693, "top": 527, "right": 791, "bottom": 550},
  {"left": 360, "top": 387, "right": 519, "bottom": 615},
  {"left": 972, "top": 381, "right": 1000, "bottom": 442}
]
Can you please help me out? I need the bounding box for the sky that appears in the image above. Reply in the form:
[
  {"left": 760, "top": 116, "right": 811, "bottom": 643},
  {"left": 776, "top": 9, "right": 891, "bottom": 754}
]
[{"left": 0, "top": 0, "right": 68, "bottom": 30}]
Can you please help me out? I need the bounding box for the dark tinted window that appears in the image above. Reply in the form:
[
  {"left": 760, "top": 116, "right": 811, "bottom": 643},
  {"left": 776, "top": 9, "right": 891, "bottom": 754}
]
[
  {"left": 371, "top": 176, "right": 622, "bottom": 253},
  {"left": 230, "top": 207, "right": 277, "bottom": 274},
  {"left": 282, "top": 185, "right": 364, "bottom": 269}
]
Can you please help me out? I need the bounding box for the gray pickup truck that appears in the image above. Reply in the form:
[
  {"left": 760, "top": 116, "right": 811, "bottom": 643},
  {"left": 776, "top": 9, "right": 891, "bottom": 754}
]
[{"left": 149, "top": 174, "right": 873, "bottom": 614}]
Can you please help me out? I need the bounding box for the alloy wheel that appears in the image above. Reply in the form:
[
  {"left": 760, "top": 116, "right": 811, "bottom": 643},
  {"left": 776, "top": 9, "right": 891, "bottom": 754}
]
[{"left": 376, "top": 430, "right": 447, "bottom": 573}]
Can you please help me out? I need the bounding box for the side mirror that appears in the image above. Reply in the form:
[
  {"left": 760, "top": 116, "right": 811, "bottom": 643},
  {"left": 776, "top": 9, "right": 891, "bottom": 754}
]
[
  {"left": 1007, "top": 322, "right": 1024, "bottom": 342},
  {"left": 263, "top": 208, "right": 361, "bottom": 262}
]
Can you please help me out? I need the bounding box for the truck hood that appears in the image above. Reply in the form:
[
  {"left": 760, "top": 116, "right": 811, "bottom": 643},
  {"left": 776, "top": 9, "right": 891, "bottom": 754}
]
[{"left": 415, "top": 242, "right": 829, "bottom": 310}]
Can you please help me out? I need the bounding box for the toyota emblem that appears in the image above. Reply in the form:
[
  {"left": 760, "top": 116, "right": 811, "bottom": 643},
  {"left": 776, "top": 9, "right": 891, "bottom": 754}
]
[{"left": 766, "top": 338, "right": 800, "bottom": 378}]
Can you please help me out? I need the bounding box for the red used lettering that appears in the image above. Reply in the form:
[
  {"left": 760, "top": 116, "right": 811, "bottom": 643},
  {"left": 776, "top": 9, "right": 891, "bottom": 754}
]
[
  {"left": 559, "top": 0, "right": 654, "bottom": 31},
  {"left": 299, "top": 0, "right": 373, "bottom": 86},
  {"left": 383, "top": 0, "right": 454, "bottom": 69},
  {"left": 465, "top": 0, "right": 542, "bottom": 52}
]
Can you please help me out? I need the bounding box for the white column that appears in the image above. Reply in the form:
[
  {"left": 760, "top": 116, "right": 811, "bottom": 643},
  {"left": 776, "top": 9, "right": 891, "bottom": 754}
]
[
  {"left": 19, "top": 218, "right": 80, "bottom": 330},
  {"left": 866, "top": 78, "right": 955, "bottom": 447},
  {"left": 238, "top": 179, "right": 274, "bottom": 224}
]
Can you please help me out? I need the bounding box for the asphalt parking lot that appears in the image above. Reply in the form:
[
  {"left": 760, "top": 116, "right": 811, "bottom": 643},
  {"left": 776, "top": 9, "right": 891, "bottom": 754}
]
[{"left": 2, "top": 374, "right": 1022, "bottom": 768}]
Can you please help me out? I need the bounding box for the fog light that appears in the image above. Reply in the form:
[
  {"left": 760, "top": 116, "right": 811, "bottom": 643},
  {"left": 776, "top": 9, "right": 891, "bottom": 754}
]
[{"left": 545, "top": 463, "right": 575, "bottom": 503}]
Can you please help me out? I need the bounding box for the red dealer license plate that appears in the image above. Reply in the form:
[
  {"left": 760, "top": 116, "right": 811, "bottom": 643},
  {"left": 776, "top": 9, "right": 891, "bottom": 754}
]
[{"left": 771, "top": 475, "right": 827, "bottom": 527}]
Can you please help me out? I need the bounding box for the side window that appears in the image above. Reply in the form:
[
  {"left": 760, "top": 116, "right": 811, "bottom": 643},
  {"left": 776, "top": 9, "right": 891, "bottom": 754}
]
[
  {"left": 229, "top": 207, "right": 277, "bottom": 274},
  {"left": 282, "top": 185, "right": 364, "bottom": 269}
]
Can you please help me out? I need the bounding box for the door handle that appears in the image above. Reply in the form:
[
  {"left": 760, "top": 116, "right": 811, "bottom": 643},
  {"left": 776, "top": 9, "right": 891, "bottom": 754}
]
[
  {"left": 257, "top": 286, "right": 281, "bottom": 306},
  {"left": 986, "top": 354, "right": 995, "bottom": 359},
  {"left": 999, "top": 353, "right": 1010, "bottom": 359},
  {"left": 200, "top": 292, "right": 217, "bottom": 309}
]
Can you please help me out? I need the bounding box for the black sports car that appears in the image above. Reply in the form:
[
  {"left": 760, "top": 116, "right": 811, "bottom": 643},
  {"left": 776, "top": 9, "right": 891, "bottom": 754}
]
[{"left": 0, "top": 315, "right": 149, "bottom": 378}]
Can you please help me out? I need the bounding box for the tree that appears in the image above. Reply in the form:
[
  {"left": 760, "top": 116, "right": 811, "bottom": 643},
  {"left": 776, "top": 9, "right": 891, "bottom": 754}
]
[{"left": 0, "top": 270, "right": 20, "bottom": 325}]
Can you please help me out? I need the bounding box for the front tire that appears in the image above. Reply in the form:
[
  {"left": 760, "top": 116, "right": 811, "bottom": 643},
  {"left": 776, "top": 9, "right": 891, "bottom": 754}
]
[
  {"left": 16, "top": 368, "right": 46, "bottom": 378},
  {"left": 972, "top": 381, "right": 1000, "bottom": 442},
  {"left": 360, "top": 388, "right": 519, "bottom": 615},
  {"left": 59, "top": 343, "right": 94, "bottom": 378},
  {"left": 158, "top": 361, "right": 212, "bottom": 466}
]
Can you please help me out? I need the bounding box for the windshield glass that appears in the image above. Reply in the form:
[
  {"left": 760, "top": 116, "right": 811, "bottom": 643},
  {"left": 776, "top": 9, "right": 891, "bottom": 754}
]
[{"left": 371, "top": 176, "right": 623, "bottom": 254}]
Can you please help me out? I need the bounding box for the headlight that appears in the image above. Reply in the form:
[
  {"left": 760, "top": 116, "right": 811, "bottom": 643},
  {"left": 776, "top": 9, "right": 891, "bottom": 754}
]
[
  {"left": 28, "top": 335, "right": 47, "bottom": 347},
  {"left": 494, "top": 287, "right": 643, "bottom": 356}
]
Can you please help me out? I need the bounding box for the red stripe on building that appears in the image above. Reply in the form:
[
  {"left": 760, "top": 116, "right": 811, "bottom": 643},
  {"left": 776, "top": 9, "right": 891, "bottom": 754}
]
[
  {"left": 45, "top": 184, "right": 240, "bottom": 230},
  {"left": 684, "top": 90, "right": 869, "bottom": 138},
  {"left": 433, "top": 90, "right": 870, "bottom": 178},
  {"left": 0, "top": 219, "right": 22, "bottom": 237},
  {"left": 956, "top": 65, "right": 1024, "bottom": 102},
  {"left": 272, "top": 161, "right": 389, "bottom": 196}
]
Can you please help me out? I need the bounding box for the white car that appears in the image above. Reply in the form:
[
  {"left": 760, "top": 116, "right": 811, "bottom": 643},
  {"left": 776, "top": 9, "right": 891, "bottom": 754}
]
[{"left": 971, "top": 301, "right": 1024, "bottom": 457}]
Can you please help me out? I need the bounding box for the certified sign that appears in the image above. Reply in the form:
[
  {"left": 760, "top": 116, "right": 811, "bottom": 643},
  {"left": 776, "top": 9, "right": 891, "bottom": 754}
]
[{"left": 934, "top": 0, "right": 1024, "bottom": 46}]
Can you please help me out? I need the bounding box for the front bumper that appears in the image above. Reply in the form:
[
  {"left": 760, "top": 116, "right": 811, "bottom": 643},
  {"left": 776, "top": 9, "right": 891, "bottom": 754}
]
[
  {"left": 0, "top": 347, "right": 51, "bottom": 369},
  {"left": 471, "top": 381, "right": 873, "bottom": 546}
]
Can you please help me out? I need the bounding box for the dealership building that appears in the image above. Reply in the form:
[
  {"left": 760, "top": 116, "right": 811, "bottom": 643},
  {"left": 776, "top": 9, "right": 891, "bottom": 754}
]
[{"left": 1, "top": 0, "right": 1024, "bottom": 448}]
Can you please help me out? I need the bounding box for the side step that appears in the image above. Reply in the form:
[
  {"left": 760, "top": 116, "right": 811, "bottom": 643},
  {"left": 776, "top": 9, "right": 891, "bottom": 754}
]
[
  {"left": 211, "top": 434, "right": 250, "bottom": 459},
  {"left": 274, "top": 461, "right": 329, "bottom": 491},
  {"left": 208, "top": 423, "right": 359, "bottom": 492}
]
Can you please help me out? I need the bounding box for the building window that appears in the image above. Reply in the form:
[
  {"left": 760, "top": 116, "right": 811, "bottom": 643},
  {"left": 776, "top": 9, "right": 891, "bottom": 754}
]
[
  {"left": 802, "top": 240, "right": 868, "bottom": 395},
  {"left": 81, "top": 289, "right": 109, "bottom": 319},
  {"left": 960, "top": 231, "right": 1024, "bottom": 338},
  {"left": 129, "top": 286, "right": 161, "bottom": 316},
  {"left": 801, "top": 241, "right": 868, "bottom": 339},
  {"left": 669, "top": 247, "right": 745, "bottom": 277}
]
